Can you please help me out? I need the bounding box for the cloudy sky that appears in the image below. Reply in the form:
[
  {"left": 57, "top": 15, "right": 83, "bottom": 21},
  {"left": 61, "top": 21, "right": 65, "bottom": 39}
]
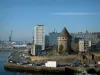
[{"left": 0, "top": 0, "right": 100, "bottom": 41}]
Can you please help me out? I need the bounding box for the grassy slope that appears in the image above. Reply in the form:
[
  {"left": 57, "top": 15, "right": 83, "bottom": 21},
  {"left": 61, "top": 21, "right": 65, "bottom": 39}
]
[{"left": 30, "top": 55, "right": 77, "bottom": 64}]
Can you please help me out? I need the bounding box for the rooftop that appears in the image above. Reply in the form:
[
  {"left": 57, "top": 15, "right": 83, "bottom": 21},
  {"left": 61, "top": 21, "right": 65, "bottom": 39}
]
[
  {"left": 37, "top": 25, "right": 44, "bottom": 26},
  {"left": 60, "top": 27, "right": 70, "bottom": 37}
]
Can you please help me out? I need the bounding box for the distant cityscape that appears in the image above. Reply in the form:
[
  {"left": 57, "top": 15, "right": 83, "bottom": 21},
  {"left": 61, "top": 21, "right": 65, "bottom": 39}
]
[{"left": 0, "top": 24, "right": 100, "bottom": 54}]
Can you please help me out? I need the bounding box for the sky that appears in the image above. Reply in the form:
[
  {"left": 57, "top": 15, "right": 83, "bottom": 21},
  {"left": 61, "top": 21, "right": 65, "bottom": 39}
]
[{"left": 0, "top": 0, "right": 100, "bottom": 41}]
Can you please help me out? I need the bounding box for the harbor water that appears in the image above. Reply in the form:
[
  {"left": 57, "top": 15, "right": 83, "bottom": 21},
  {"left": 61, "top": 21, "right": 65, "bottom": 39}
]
[{"left": 0, "top": 51, "right": 63, "bottom": 75}]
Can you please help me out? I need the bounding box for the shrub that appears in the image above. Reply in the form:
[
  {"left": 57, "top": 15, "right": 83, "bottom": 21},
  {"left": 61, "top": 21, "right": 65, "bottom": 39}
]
[
  {"left": 26, "top": 57, "right": 31, "bottom": 61},
  {"left": 87, "top": 68, "right": 97, "bottom": 74}
]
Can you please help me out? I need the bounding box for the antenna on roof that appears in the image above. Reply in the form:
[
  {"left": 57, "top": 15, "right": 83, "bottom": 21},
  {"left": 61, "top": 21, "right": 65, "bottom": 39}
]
[
  {"left": 64, "top": 24, "right": 66, "bottom": 26},
  {"left": 86, "top": 29, "right": 88, "bottom": 33},
  {"left": 54, "top": 29, "right": 56, "bottom": 32}
]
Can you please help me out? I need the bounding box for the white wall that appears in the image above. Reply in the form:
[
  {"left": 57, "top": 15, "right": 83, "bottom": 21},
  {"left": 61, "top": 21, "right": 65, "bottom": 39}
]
[
  {"left": 45, "top": 61, "right": 57, "bottom": 67},
  {"left": 88, "top": 41, "right": 91, "bottom": 47},
  {"left": 98, "top": 61, "right": 100, "bottom": 64},
  {"left": 79, "top": 41, "right": 84, "bottom": 52}
]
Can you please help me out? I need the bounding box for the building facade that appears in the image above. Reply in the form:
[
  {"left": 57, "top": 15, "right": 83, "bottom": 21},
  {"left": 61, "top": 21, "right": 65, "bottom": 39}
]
[
  {"left": 48, "top": 30, "right": 100, "bottom": 47},
  {"left": 49, "top": 32, "right": 60, "bottom": 46},
  {"left": 79, "top": 40, "right": 92, "bottom": 52},
  {"left": 70, "top": 30, "right": 100, "bottom": 41},
  {"left": 31, "top": 25, "right": 45, "bottom": 55},
  {"left": 58, "top": 27, "right": 72, "bottom": 54},
  {"left": 96, "top": 42, "right": 100, "bottom": 51},
  {"left": 45, "top": 35, "right": 49, "bottom": 47}
]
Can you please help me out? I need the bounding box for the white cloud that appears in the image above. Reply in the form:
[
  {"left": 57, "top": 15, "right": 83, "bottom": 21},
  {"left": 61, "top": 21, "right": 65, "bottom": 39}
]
[{"left": 52, "top": 12, "right": 97, "bottom": 16}]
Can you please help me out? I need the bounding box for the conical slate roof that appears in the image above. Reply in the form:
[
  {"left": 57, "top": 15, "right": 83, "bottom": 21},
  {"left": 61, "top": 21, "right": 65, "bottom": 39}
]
[{"left": 60, "top": 27, "right": 70, "bottom": 37}]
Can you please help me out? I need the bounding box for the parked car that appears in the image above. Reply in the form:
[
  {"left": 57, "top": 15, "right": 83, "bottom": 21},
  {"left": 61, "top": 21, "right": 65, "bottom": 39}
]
[
  {"left": 89, "top": 64, "right": 95, "bottom": 68},
  {"left": 57, "top": 64, "right": 69, "bottom": 67},
  {"left": 28, "top": 64, "right": 32, "bottom": 66},
  {"left": 83, "top": 64, "right": 89, "bottom": 67},
  {"left": 72, "top": 61, "right": 81, "bottom": 67},
  {"left": 9, "top": 61, "right": 12, "bottom": 63},
  {"left": 17, "top": 63, "right": 20, "bottom": 65},
  {"left": 36, "top": 62, "right": 43, "bottom": 66},
  {"left": 22, "top": 61, "right": 29, "bottom": 65},
  {"left": 32, "top": 63, "right": 37, "bottom": 66}
]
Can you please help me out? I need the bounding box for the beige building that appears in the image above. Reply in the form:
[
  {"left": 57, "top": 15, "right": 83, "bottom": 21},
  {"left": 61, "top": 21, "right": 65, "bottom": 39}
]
[
  {"left": 58, "top": 27, "right": 72, "bottom": 54},
  {"left": 79, "top": 40, "right": 92, "bottom": 52}
]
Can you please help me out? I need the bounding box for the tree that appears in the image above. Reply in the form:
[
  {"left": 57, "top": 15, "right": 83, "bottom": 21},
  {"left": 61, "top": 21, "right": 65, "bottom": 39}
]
[
  {"left": 87, "top": 68, "right": 97, "bottom": 74},
  {"left": 71, "top": 42, "right": 79, "bottom": 52},
  {"left": 28, "top": 48, "right": 32, "bottom": 55},
  {"left": 59, "top": 44, "right": 63, "bottom": 53}
]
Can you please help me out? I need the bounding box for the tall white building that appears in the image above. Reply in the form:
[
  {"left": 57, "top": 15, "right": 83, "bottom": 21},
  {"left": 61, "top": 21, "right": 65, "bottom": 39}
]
[
  {"left": 31, "top": 25, "right": 45, "bottom": 55},
  {"left": 34, "top": 25, "right": 45, "bottom": 50}
]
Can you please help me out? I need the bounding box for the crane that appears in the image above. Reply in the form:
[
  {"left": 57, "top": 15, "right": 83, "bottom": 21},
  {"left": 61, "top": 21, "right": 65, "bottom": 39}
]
[{"left": 9, "top": 30, "right": 13, "bottom": 42}]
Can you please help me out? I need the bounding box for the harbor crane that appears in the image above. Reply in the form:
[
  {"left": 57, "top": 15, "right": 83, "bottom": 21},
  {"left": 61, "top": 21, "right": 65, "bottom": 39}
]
[{"left": 9, "top": 30, "right": 13, "bottom": 42}]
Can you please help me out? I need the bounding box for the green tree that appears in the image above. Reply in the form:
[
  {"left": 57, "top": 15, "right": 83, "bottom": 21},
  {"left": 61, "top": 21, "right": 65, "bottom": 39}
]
[
  {"left": 71, "top": 42, "right": 79, "bottom": 52},
  {"left": 59, "top": 44, "right": 63, "bottom": 53}
]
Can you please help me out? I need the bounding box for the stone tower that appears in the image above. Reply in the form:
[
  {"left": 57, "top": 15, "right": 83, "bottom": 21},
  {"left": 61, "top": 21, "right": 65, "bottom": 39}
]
[{"left": 58, "top": 27, "right": 72, "bottom": 54}]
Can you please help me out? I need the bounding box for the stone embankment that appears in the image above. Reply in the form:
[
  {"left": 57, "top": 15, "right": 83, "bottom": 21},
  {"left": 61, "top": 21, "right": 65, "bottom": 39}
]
[{"left": 4, "top": 63, "right": 77, "bottom": 74}]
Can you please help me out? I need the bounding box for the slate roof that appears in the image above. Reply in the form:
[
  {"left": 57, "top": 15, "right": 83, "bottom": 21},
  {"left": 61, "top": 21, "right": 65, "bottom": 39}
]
[{"left": 60, "top": 27, "right": 70, "bottom": 37}]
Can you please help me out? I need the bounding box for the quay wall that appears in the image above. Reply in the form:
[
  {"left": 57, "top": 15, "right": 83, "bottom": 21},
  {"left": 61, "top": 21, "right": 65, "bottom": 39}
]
[{"left": 4, "top": 63, "right": 77, "bottom": 74}]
